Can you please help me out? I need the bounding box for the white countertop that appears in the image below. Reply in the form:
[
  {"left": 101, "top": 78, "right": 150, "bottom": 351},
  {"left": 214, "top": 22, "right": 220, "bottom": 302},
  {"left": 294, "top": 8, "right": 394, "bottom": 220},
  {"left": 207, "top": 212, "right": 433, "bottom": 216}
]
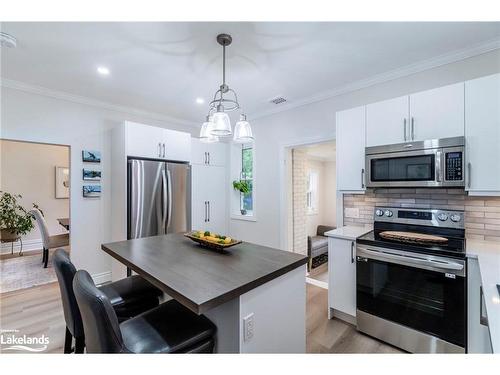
[
  {"left": 325, "top": 225, "right": 372, "bottom": 241},
  {"left": 466, "top": 239, "right": 500, "bottom": 353}
]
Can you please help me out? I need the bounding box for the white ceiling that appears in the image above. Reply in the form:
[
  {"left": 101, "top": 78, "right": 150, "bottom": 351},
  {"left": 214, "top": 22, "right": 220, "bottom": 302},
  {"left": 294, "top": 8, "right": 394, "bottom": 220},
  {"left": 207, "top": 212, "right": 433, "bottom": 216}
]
[{"left": 1, "top": 22, "right": 499, "bottom": 125}]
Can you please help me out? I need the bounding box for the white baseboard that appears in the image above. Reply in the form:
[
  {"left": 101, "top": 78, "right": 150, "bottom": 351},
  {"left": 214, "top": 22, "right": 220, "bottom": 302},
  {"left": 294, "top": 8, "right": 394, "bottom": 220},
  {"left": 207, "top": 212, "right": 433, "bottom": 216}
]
[
  {"left": 0, "top": 238, "right": 43, "bottom": 255},
  {"left": 306, "top": 276, "right": 328, "bottom": 290},
  {"left": 92, "top": 271, "right": 112, "bottom": 285}
]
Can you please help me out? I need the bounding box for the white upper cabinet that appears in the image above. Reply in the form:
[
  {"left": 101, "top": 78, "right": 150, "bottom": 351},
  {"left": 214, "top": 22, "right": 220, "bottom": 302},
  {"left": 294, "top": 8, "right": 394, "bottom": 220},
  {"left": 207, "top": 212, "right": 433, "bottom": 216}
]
[
  {"left": 191, "top": 138, "right": 227, "bottom": 166},
  {"left": 465, "top": 73, "right": 500, "bottom": 195},
  {"left": 336, "top": 106, "right": 366, "bottom": 192},
  {"left": 366, "top": 96, "right": 409, "bottom": 147},
  {"left": 125, "top": 121, "right": 191, "bottom": 162},
  {"left": 409, "top": 82, "right": 465, "bottom": 141},
  {"left": 126, "top": 121, "right": 164, "bottom": 159}
]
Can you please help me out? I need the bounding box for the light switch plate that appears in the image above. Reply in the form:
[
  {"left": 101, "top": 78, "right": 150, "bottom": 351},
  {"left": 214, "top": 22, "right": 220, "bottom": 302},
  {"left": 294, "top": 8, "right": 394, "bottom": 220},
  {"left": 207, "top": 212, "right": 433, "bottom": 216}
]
[{"left": 243, "top": 313, "right": 254, "bottom": 342}]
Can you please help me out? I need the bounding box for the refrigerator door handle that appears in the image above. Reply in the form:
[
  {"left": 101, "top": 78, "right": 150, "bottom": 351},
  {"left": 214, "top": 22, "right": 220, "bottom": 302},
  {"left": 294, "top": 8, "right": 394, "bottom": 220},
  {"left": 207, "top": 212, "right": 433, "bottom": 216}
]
[
  {"left": 166, "top": 169, "right": 173, "bottom": 229},
  {"left": 161, "top": 168, "right": 168, "bottom": 232},
  {"left": 130, "top": 160, "right": 144, "bottom": 239}
]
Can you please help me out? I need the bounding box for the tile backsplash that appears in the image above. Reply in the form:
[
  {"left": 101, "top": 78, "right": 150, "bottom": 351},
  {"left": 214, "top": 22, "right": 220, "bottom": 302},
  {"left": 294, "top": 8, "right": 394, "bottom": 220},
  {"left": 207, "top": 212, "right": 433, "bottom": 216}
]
[{"left": 343, "top": 188, "right": 500, "bottom": 242}]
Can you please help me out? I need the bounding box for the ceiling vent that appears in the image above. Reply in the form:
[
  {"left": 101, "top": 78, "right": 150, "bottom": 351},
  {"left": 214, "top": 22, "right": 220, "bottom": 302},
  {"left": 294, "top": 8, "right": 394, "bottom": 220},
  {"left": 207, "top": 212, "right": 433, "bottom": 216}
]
[{"left": 269, "top": 96, "right": 287, "bottom": 105}]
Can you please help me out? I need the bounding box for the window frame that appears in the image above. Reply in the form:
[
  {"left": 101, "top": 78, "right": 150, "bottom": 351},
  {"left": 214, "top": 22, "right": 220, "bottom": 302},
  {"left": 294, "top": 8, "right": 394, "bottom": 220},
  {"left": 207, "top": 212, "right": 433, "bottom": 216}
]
[{"left": 231, "top": 142, "right": 257, "bottom": 222}]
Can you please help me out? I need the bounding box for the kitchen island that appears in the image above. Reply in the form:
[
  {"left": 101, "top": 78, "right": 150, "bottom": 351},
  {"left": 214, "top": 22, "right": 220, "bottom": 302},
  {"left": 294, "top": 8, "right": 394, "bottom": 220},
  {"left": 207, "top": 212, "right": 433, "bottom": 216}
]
[{"left": 102, "top": 233, "right": 308, "bottom": 353}]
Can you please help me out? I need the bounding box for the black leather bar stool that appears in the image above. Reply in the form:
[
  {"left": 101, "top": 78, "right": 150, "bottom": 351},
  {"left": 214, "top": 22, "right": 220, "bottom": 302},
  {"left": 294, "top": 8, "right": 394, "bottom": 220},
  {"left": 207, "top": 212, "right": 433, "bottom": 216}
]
[
  {"left": 53, "top": 249, "right": 163, "bottom": 353},
  {"left": 73, "top": 270, "right": 217, "bottom": 353}
]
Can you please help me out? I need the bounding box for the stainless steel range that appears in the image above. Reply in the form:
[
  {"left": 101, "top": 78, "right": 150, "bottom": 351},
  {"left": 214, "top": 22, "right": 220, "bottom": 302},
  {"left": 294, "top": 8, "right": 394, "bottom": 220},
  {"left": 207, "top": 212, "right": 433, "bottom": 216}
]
[{"left": 356, "top": 206, "right": 466, "bottom": 353}]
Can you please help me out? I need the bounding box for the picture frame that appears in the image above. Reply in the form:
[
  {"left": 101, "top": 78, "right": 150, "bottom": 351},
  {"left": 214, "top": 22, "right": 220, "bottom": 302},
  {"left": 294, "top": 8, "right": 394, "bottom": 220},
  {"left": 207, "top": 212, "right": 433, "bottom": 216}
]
[
  {"left": 82, "top": 185, "right": 101, "bottom": 198},
  {"left": 82, "top": 150, "right": 101, "bottom": 163},
  {"left": 82, "top": 169, "right": 101, "bottom": 181},
  {"left": 55, "top": 166, "right": 70, "bottom": 199}
]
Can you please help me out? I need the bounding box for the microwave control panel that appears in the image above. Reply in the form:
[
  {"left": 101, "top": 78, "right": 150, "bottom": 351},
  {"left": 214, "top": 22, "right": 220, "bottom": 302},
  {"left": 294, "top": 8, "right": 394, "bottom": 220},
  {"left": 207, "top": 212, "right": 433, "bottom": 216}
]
[{"left": 445, "top": 152, "right": 463, "bottom": 181}]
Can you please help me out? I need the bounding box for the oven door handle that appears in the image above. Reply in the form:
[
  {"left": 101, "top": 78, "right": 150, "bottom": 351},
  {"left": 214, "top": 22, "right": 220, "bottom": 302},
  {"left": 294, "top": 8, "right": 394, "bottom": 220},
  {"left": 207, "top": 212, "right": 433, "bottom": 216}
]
[{"left": 357, "top": 247, "right": 464, "bottom": 272}]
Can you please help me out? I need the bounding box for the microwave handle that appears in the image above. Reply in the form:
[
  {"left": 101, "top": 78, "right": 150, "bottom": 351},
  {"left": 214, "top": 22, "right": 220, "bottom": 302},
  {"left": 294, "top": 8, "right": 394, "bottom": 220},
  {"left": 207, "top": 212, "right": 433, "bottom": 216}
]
[
  {"left": 361, "top": 169, "right": 365, "bottom": 189},
  {"left": 436, "top": 150, "right": 443, "bottom": 182}
]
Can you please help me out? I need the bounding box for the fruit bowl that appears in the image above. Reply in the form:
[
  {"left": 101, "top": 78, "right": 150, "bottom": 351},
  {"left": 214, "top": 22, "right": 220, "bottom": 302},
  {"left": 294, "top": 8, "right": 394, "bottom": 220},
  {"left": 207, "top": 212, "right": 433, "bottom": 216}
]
[{"left": 184, "top": 231, "right": 242, "bottom": 251}]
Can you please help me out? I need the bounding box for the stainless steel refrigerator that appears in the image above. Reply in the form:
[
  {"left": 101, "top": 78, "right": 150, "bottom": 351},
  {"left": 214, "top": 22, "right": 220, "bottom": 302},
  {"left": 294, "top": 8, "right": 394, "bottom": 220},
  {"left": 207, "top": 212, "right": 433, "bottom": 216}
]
[{"left": 127, "top": 159, "right": 191, "bottom": 239}]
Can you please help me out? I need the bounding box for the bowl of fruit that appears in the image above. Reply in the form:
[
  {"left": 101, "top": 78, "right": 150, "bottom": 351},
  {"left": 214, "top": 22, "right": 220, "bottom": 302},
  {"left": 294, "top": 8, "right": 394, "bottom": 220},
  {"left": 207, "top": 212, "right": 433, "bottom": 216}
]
[{"left": 184, "top": 230, "right": 242, "bottom": 251}]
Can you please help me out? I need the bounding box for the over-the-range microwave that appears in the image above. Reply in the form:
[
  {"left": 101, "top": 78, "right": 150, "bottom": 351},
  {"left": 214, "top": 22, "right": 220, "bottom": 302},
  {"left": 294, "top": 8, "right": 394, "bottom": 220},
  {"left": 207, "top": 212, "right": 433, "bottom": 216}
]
[{"left": 365, "top": 136, "right": 465, "bottom": 188}]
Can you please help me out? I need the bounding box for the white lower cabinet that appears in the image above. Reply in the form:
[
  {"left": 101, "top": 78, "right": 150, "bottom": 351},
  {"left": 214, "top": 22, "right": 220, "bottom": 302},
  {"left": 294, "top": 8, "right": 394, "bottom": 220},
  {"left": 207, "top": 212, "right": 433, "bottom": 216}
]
[
  {"left": 328, "top": 237, "right": 357, "bottom": 321},
  {"left": 467, "top": 258, "right": 493, "bottom": 353},
  {"left": 191, "top": 164, "right": 226, "bottom": 235}
]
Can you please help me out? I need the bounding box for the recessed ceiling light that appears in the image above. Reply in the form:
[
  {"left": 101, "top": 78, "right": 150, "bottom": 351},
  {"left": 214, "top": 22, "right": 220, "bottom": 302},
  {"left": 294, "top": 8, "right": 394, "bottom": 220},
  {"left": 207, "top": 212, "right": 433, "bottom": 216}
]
[
  {"left": 195, "top": 97, "right": 205, "bottom": 104},
  {"left": 97, "top": 66, "right": 110, "bottom": 76}
]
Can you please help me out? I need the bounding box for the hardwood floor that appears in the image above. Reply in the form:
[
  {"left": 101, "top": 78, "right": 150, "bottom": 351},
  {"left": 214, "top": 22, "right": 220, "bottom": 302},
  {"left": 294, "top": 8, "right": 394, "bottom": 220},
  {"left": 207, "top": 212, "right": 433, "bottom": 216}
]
[
  {"left": 0, "top": 280, "right": 404, "bottom": 354},
  {"left": 306, "top": 284, "right": 404, "bottom": 353},
  {"left": 0, "top": 282, "right": 65, "bottom": 353}
]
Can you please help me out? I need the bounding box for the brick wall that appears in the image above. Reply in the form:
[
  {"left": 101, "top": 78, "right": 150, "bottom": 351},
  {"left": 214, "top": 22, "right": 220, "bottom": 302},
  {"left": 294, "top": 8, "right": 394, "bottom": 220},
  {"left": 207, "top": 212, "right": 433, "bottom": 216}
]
[
  {"left": 292, "top": 149, "right": 308, "bottom": 255},
  {"left": 343, "top": 188, "right": 500, "bottom": 241}
]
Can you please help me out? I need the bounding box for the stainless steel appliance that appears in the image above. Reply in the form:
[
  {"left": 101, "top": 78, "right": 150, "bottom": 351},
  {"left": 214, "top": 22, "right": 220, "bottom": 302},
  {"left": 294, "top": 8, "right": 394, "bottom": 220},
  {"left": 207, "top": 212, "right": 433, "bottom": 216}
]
[
  {"left": 128, "top": 158, "right": 191, "bottom": 240},
  {"left": 365, "top": 136, "right": 465, "bottom": 188},
  {"left": 356, "top": 206, "right": 466, "bottom": 353}
]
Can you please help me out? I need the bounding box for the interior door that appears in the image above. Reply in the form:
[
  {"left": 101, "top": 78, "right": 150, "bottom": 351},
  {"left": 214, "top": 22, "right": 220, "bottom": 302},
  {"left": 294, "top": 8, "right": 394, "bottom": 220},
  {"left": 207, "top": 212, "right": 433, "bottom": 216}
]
[
  {"left": 366, "top": 96, "right": 409, "bottom": 147},
  {"left": 128, "top": 159, "right": 164, "bottom": 239},
  {"left": 409, "top": 82, "right": 464, "bottom": 141},
  {"left": 165, "top": 162, "right": 191, "bottom": 234}
]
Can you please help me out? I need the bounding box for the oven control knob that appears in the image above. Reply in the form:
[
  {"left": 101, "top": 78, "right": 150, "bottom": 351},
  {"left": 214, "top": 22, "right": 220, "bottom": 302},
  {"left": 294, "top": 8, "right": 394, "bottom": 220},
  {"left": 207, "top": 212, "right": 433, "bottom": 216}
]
[
  {"left": 437, "top": 213, "right": 448, "bottom": 221},
  {"left": 384, "top": 210, "right": 393, "bottom": 217},
  {"left": 375, "top": 209, "right": 384, "bottom": 217},
  {"left": 450, "top": 214, "right": 461, "bottom": 223}
]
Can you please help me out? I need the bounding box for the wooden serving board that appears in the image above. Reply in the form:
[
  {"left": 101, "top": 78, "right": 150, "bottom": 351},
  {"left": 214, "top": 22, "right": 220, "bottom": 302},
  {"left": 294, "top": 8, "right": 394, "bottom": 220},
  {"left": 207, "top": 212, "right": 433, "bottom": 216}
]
[{"left": 379, "top": 231, "right": 448, "bottom": 244}]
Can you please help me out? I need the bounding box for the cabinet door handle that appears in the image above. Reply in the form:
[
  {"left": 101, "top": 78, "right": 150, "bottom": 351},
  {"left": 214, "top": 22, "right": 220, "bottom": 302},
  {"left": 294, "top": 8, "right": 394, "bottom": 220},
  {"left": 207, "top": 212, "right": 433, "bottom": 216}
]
[
  {"left": 411, "top": 117, "right": 415, "bottom": 140},
  {"left": 204, "top": 201, "right": 207, "bottom": 222},
  {"left": 480, "top": 286, "right": 489, "bottom": 327},
  {"left": 158, "top": 142, "right": 162, "bottom": 157},
  {"left": 162, "top": 143, "right": 166, "bottom": 158},
  {"left": 208, "top": 201, "right": 210, "bottom": 222},
  {"left": 351, "top": 242, "right": 355, "bottom": 263},
  {"left": 208, "top": 152, "right": 210, "bottom": 165},
  {"left": 467, "top": 162, "right": 472, "bottom": 189},
  {"left": 361, "top": 169, "right": 365, "bottom": 189},
  {"left": 403, "top": 118, "right": 407, "bottom": 141}
]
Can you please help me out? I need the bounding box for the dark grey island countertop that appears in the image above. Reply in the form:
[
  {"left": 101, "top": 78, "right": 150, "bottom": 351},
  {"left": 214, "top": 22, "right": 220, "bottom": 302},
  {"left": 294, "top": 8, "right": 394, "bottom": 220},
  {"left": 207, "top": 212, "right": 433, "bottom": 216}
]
[{"left": 102, "top": 234, "right": 308, "bottom": 314}]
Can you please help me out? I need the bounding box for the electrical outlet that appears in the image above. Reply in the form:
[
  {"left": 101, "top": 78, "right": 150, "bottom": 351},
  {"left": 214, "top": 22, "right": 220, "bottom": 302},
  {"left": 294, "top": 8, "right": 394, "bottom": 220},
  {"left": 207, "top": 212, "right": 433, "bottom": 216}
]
[{"left": 243, "top": 313, "right": 254, "bottom": 341}]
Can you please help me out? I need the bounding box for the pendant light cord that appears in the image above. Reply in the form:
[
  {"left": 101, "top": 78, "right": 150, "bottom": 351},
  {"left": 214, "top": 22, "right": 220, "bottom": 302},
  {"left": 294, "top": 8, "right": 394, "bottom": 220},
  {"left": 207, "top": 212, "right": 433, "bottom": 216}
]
[{"left": 222, "top": 44, "right": 226, "bottom": 93}]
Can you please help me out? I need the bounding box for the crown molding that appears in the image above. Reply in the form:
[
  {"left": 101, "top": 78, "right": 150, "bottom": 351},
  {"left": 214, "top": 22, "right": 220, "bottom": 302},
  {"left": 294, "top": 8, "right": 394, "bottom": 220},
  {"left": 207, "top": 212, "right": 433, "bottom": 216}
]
[
  {"left": 0, "top": 78, "right": 199, "bottom": 128},
  {"left": 250, "top": 37, "right": 500, "bottom": 121}
]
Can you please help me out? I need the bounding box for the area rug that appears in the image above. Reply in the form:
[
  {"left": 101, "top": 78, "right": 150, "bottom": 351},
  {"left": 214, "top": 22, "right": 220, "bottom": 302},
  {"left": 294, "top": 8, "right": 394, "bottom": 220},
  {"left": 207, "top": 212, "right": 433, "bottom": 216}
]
[{"left": 0, "top": 250, "right": 67, "bottom": 293}]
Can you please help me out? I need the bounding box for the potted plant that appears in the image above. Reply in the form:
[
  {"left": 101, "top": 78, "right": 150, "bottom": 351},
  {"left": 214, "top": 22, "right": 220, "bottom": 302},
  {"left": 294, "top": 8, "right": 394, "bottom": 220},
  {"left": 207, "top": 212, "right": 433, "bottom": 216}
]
[
  {"left": 0, "top": 191, "right": 37, "bottom": 241},
  {"left": 232, "top": 180, "right": 251, "bottom": 215}
]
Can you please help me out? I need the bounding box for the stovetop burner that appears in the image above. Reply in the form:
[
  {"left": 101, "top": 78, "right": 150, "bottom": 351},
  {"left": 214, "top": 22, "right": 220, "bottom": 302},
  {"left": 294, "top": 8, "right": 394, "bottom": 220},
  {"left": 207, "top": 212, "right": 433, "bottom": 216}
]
[{"left": 357, "top": 206, "right": 466, "bottom": 259}]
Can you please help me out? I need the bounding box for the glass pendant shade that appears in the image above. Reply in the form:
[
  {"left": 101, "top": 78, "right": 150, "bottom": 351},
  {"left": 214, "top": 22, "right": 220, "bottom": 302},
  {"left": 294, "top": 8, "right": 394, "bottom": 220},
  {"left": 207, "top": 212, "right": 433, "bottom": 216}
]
[
  {"left": 233, "top": 114, "right": 254, "bottom": 143},
  {"left": 210, "top": 107, "right": 232, "bottom": 136},
  {"left": 199, "top": 116, "right": 219, "bottom": 143}
]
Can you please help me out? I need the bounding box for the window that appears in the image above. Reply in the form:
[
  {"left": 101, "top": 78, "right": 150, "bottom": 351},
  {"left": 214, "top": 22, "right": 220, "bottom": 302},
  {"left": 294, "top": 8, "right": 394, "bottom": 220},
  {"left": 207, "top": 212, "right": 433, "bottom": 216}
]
[
  {"left": 240, "top": 145, "right": 253, "bottom": 215},
  {"left": 307, "top": 170, "right": 319, "bottom": 214}
]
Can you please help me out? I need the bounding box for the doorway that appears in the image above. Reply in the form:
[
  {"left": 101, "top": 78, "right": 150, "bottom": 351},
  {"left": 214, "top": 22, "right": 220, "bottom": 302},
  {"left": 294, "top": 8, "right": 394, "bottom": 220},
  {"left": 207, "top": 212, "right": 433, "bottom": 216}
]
[
  {"left": 288, "top": 141, "right": 336, "bottom": 289},
  {"left": 0, "top": 139, "right": 70, "bottom": 293}
]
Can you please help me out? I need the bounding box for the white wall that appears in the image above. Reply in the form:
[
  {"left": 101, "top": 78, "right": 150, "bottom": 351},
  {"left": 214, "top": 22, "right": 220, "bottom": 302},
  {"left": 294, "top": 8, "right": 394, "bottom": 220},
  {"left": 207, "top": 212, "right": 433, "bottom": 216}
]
[
  {"left": 0, "top": 87, "right": 197, "bottom": 279},
  {"left": 228, "top": 49, "right": 500, "bottom": 250},
  {"left": 0, "top": 140, "right": 69, "bottom": 253},
  {"left": 323, "top": 161, "right": 337, "bottom": 228}
]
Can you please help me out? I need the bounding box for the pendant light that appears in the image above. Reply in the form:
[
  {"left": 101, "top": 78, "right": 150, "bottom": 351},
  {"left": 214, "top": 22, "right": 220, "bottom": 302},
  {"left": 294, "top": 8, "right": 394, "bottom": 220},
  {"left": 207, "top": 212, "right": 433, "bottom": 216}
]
[
  {"left": 199, "top": 115, "right": 219, "bottom": 143},
  {"left": 199, "top": 33, "right": 253, "bottom": 143},
  {"left": 233, "top": 114, "right": 254, "bottom": 143}
]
